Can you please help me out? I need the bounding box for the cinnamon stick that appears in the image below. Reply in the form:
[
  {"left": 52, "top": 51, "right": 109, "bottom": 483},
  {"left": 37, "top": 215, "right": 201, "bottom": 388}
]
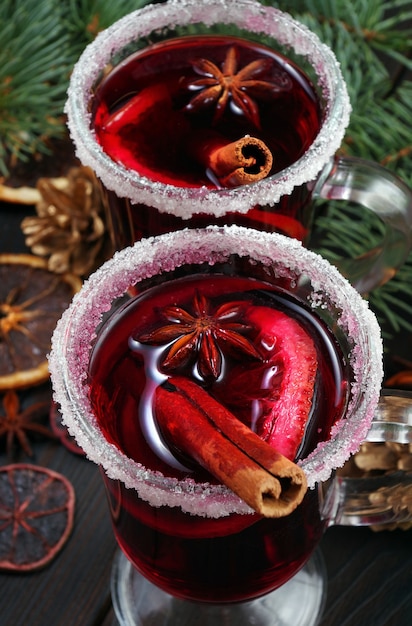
[
  {"left": 191, "top": 132, "right": 273, "bottom": 187},
  {"left": 154, "top": 376, "right": 307, "bottom": 518}
]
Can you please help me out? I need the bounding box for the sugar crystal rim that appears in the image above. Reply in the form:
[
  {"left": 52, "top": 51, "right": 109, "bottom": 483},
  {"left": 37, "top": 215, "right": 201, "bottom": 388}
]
[
  {"left": 49, "top": 225, "right": 383, "bottom": 518},
  {"left": 65, "top": 0, "right": 351, "bottom": 218}
]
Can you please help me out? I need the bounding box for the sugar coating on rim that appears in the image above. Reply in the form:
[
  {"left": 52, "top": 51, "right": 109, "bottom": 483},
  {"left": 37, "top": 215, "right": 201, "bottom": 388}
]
[
  {"left": 49, "top": 225, "right": 383, "bottom": 518},
  {"left": 65, "top": 0, "right": 351, "bottom": 218}
]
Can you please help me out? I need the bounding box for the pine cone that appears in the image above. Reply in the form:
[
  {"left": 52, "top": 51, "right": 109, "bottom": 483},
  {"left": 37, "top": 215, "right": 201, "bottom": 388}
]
[{"left": 21, "top": 166, "right": 111, "bottom": 277}]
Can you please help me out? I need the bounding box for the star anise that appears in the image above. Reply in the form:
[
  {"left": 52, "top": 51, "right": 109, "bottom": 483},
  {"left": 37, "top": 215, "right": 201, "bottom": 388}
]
[
  {"left": 136, "top": 292, "right": 261, "bottom": 380},
  {"left": 0, "top": 390, "right": 54, "bottom": 458},
  {"left": 184, "top": 46, "right": 290, "bottom": 128}
]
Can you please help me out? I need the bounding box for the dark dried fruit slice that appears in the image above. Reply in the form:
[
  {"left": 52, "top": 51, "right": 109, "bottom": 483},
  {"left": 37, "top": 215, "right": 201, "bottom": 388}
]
[
  {"left": 50, "top": 401, "right": 85, "bottom": 456},
  {"left": 0, "top": 464, "right": 75, "bottom": 571},
  {"left": 0, "top": 254, "right": 82, "bottom": 390},
  {"left": 214, "top": 306, "right": 317, "bottom": 461}
]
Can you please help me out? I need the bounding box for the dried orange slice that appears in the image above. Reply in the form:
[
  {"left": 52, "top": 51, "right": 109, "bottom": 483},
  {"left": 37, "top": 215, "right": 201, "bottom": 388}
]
[
  {"left": 0, "top": 254, "right": 82, "bottom": 390},
  {"left": 0, "top": 464, "right": 75, "bottom": 571}
]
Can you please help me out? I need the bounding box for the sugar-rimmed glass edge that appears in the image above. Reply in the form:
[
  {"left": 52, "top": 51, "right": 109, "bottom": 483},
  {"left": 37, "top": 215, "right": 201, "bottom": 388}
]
[
  {"left": 65, "top": 0, "right": 351, "bottom": 219},
  {"left": 49, "top": 225, "right": 383, "bottom": 518}
]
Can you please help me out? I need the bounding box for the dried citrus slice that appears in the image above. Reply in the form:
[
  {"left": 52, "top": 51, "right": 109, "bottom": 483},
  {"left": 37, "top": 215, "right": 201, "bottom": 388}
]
[
  {"left": 0, "top": 464, "right": 75, "bottom": 571},
  {"left": 0, "top": 254, "right": 81, "bottom": 390},
  {"left": 246, "top": 306, "right": 317, "bottom": 459},
  {"left": 214, "top": 305, "right": 317, "bottom": 461}
]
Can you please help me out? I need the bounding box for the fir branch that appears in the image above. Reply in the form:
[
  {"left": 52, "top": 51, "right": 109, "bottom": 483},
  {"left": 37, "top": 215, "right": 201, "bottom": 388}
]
[
  {"left": 341, "top": 81, "right": 412, "bottom": 188},
  {"left": 267, "top": 0, "right": 412, "bottom": 73},
  {"left": 368, "top": 258, "right": 412, "bottom": 337},
  {"left": 0, "top": 0, "right": 71, "bottom": 174},
  {"left": 0, "top": 0, "right": 150, "bottom": 176},
  {"left": 61, "top": 0, "right": 150, "bottom": 58},
  {"left": 310, "top": 199, "right": 412, "bottom": 340}
]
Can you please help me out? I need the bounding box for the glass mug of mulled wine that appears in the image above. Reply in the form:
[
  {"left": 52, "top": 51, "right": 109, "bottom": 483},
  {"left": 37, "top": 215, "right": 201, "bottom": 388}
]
[
  {"left": 50, "top": 225, "right": 389, "bottom": 626},
  {"left": 66, "top": 0, "right": 412, "bottom": 293}
]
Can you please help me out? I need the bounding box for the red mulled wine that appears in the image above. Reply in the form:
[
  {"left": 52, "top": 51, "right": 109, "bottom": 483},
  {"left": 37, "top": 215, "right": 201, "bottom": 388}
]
[
  {"left": 92, "top": 35, "right": 322, "bottom": 247},
  {"left": 87, "top": 272, "right": 348, "bottom": 602}
]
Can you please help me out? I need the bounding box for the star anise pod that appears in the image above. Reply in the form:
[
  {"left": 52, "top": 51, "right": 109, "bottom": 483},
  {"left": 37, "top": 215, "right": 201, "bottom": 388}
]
[
  {"left": 184, "top": 46, "right": 290, "bottom": 128},
  {"left": 21, "top": 166, "right": 111, "bottom": 277},
  {"left": 0, "top": 390, "right": 54, "bottom": 458},
  {"left": 136, "top": 292, "right": 261, "bottom": 380}
]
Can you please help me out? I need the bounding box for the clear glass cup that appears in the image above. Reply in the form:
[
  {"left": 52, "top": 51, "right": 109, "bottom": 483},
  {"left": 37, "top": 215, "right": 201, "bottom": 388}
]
[
  {"left": 65, "top": 0, "right": 412, "bottom": 293},
  {"left": 335, "top": 390, "right": 412, "bottom": 529},
  {"left": 50, "top": 225, "right": 389, "bottom": 625}
]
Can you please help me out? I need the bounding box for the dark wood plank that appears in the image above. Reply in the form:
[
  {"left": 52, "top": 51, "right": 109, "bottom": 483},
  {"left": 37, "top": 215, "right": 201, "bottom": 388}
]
[{"left": 320, "top": 526, "right": 412, "bottom": 626}]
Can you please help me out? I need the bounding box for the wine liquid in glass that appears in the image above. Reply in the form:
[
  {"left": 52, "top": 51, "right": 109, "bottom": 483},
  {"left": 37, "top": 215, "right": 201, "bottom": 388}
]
[
  {"left": 88, "top": 272, "right": 348, "bottom": 602},
  {"left": 92, "top": 35, "right": 322, "bottom": 245}
]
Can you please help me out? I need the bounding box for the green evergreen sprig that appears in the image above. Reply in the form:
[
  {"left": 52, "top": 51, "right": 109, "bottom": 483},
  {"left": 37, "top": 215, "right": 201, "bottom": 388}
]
[
  {"left": 0, "top": 0, "right": 71, "bottom": 173},
  {"left": 0, "top": 0, "right": 149, "bottom": 175},
  {"left": 61, "top": 0, "right": 151, "bottom": 58}
]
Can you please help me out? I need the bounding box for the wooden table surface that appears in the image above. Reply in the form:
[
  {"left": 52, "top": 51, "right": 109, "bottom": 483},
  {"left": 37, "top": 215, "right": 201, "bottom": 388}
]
[{"left": 1, "top": 200, "right": 412, "bottom": 626}]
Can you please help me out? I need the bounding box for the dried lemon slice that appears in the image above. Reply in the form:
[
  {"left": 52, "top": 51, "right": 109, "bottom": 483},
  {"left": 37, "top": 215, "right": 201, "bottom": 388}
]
[
  {"left": 0, "top": 464, "right": 75, "bottom": 571},
  {"left": 0, "top": 254, "right": 81, "bottom": 390}
]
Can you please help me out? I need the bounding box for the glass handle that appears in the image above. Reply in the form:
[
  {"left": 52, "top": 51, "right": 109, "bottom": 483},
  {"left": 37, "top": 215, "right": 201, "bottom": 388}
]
[
  {"left": 325, "top": 391, "right": 412, "bottom": 528},
  {"left": 314, "top": 156, "right": 412, "bottom": 293}
]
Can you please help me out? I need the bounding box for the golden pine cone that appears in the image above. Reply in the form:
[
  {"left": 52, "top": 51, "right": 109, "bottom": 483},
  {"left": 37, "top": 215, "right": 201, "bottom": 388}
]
[{"left": 21, "top": 166, "right": 111, "bottom": 277}]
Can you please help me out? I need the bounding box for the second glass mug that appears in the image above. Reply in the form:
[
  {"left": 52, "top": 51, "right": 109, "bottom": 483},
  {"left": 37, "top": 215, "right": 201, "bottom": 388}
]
[
  {"left": 50, "top": 224, "right": 410, "bottom": 626},
  {"left": 66, "top": 0, "right": 412, "bottom": 293}
]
